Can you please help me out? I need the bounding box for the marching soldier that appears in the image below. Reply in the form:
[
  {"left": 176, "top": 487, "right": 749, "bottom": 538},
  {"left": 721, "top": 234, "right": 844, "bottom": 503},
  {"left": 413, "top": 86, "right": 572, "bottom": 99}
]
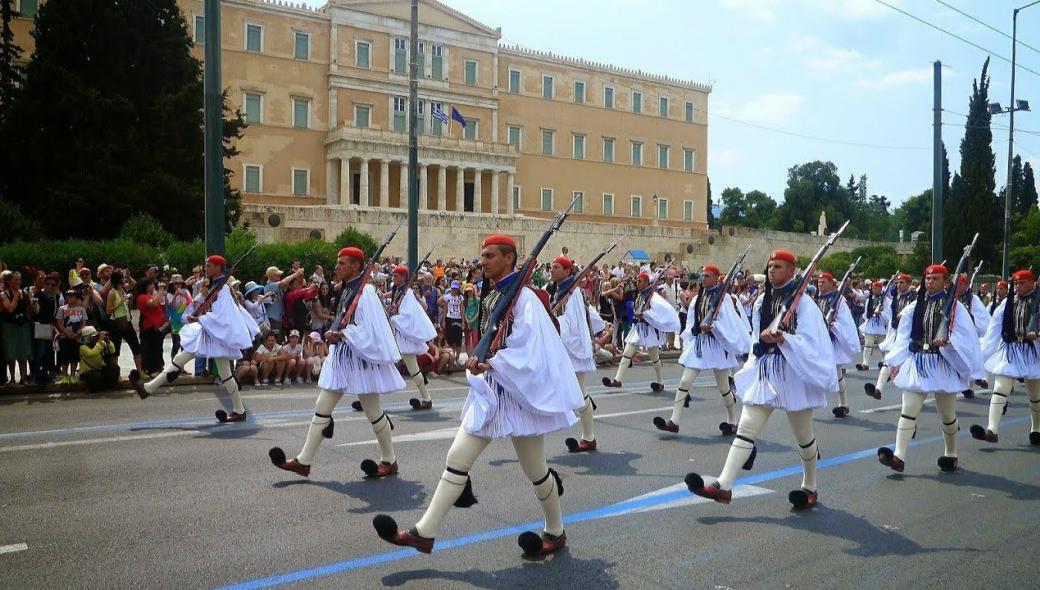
[{"left": 603, "top": 271, "right": 680, "bottom": 392}]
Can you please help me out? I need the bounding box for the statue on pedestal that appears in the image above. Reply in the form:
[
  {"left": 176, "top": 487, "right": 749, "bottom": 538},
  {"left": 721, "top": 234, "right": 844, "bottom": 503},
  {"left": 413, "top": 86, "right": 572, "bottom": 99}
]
[{"left": 818, "top": 211, "right": 827, "bottom": 236}]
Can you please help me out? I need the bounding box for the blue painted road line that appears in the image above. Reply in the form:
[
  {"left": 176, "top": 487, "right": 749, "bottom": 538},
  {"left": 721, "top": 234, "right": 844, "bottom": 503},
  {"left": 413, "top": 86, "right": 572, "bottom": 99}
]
[{"left": 216, "top": 415, "right": 1032, "bottom": 590}]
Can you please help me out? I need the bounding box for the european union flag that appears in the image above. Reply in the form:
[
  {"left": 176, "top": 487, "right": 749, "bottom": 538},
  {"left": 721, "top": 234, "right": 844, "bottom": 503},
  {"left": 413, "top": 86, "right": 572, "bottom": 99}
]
[{"left": 450, "top": 106, "right": 467, "bottom": 128}]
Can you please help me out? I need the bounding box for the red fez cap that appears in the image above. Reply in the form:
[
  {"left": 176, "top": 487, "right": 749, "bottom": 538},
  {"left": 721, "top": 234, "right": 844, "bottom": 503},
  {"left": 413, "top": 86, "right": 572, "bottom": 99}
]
[
  {"left": 819, "top": 272, "right": 835, "bottom": 283},
  {"left": 898, "top": 273, "right": 912, "bottom": 283},
  {"left": 207, "top": 254, "right": 226, "bottom": 267},
  {"left": 924, "top": 264, "right": 949, "bottom": 276},
  {"left": 393, "top": 265, "right": 409, "bottom": 275},
  {"left": 482, "top": 234, "right": 516, "bottom": 249},
  {"left": 638, "top": 272, "right": 650, "bottom": 281},
  {"left": 552, "top": 255, "right": 572, "bottom": 269},
  {"left": 702, "top": 264, "right": 721, "bottom": 275},
  {"left": 1012, "top": 269, "right": 1036, "bottom": 282},
  {"left": 997, "top": 280, "right": 1009, "bottom": 288},
  {"left": 872, "top": 280, "right": 884, "bottom": 289},
  {"left": 769, "top": 250, "right": 796, "bottom": 264},
  {"left": 338, "top": 246, "right": 365, "bottom": 260}
]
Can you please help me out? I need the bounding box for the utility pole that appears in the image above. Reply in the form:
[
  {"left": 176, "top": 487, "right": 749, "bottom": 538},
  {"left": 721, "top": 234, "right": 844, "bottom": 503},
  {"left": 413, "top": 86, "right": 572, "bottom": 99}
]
[
  {"left": 932, "top": 60, "right": 942, "bottom": 263},
  {"left": 203, "top": 0, "right": 224, "bottom": 255},
  {"left": 407, "top": 0, "right": 419, "bottom": 271}
]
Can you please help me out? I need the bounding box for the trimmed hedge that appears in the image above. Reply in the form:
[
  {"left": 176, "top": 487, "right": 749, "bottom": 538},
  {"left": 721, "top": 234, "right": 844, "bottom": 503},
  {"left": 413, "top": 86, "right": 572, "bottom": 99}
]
[{"left": 0, "top": 227, "right": 379, "bottom": 285}]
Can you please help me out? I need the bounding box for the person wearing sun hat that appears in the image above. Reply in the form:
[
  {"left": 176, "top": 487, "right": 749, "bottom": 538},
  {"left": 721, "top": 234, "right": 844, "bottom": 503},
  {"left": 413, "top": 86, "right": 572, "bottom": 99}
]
[
  {"left": 686, "top": 249, "right": 837, "bottom": 510},
  {"left": 374, "top": 234, "right": 585, "bottom": 558},
  {"left": 877, "top": 263, "right": 983, "bottom": 474},
  {"left": 130, "top": 254, "right": 260, "bottom": 423},
  {"left": 386, "top": 263, "right": 438, "bottom": 410},
  {"left": 815, "top": 271, "right": 862, "bottom": 418},
  {"left": 971, "top": 269, "right": 1040, "bottom": 446},
  {"left": 866, "top": 273, "right": 916, "bottom": 400},
  {"left": 269, "top": 246, "right": 405, "bottom": 479}
]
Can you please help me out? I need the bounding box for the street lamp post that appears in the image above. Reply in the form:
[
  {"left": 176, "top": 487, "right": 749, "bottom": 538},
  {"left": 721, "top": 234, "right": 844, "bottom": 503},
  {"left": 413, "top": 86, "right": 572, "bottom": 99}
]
[{"left": 999, "top": 1, "right": 1040, "bottom": 278}]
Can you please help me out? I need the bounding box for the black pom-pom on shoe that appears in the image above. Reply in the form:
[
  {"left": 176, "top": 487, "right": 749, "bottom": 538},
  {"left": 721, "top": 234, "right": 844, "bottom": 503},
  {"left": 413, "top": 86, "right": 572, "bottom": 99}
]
[
  {"left": 454, "top": 477, "right": 478, "bottom": 508},
  {"left": 961, "top": 389, "right": 974, "bottom": 399},
  {"left": 409, "top": 398, "right": 421, "bottom": 410},
  {"left": 351, "top": 400, "right": 363, "bottom": 412},
  {"left": 269, "top": 447, "right": 287, "bottom": 465},
  {"left": 937, "top": 456, "right": 958, "bottom": 472},
  {"left": 518, "top": 531, "right": 543, "bottom": 555},
  {"left": 360, "top": 459, "right": 378, "bottom": 475},
  {"left": 565, "top": 437, "right": 579, "bottom": 452},
  {"left": 1029, "top": 431, "right": 1040, "bottom": 446},
  {"left": 373, "top": 514, "right": 399, "bottom": 541},
  {"left": 650, "top": 382, "right": 664, "bottom": 392},
  {"left": 719, "top": 422, "right": 736, "bottom": 436},
  {"left": 215, "top": 410, "right": 228, "bottom": 422}
]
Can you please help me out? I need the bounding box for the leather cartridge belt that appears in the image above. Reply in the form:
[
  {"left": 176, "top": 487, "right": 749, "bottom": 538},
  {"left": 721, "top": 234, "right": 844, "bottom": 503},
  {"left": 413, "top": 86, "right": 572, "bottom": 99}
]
[
  {"left": 752, "top": 342, "right": 781, "bottom": 357},
  {"left": 909, "top": 341, "right": 940, "bottom": 354}
]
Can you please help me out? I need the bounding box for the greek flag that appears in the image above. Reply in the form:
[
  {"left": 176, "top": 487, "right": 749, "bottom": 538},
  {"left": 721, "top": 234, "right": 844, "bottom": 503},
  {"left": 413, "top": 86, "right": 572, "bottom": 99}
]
[{"left": 432, "top": 104, "right": 449, "bottom": 125}]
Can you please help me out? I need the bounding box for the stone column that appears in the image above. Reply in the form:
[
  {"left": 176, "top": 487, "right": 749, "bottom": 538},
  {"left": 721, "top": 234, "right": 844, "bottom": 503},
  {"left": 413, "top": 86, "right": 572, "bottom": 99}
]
[
  {"left": 399, "top": 162, "right": 408, "bottom": 208},
  {"left": 419, "top": 163, "right": 428, "bottom": 210},
  {"left": 437, "top": 164, "right": 447, "bottom": 211},
  {"left": 359, "top": 158, "right": 370, "bottom": 207},
  {"left": 326, "top": 159, "right": 337, "bottom": 205},
  {"left": 490, "top": 170, "right": 500, "bottom": 214},
  {"left": 379, "top": 159, "right": 389, "bottom": 208},
  {"left": 456, "top": 167, "right": 465, "bottom": 213},
  {"left": 472, "top": 168, "right": 482, "bottom": 214},
  {"left": 340, "top": 157, "right": 351, "bottom": 206},
  {"left": 506, "top": 172, "right": 516, "bottom": 214}
]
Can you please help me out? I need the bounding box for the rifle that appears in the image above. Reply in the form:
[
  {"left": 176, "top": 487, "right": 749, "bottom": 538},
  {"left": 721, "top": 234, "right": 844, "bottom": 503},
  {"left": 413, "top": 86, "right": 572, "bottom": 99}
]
[
  {"left": 968, "top": 260, "right": 984, "bottom": 292},
  {"left": 935, "top": 233, "right": 979, "bottom": 341},
  {"left": 550, "top": 233, "right": 628, "bottom": 314},
  {"left": 333, "top": 222, "right": 402, "bottom": 329},
  {"left": 766, "top": 220, "right": 850, "bottom": 334},
  {"left": 388, "top": 247, "right": 433, "bottom": 315},
  {"left": 472, "top": 195, "right": 579, "bottom": 362},
  {"left": 191, "top": 243, "right": 259, "bottom": 318},
  {"left": 635, "top": 263, "right": 675, "bottom": 315},
  {"left": 825, "top": 255, "right": 862, "bottom": 326},
  {"left": 703, "top": 244, "right": 752, "bottom": 328}
]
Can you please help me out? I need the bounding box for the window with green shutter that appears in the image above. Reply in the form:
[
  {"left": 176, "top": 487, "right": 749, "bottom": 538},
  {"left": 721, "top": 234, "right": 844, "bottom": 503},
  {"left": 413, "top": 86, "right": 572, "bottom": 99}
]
[
  {"left": 293, "top": 98, "right": 309, "bottom": 128},
  {"left": 246, "top": 24, "right": 262, "bottom": 53},
  {"left": 17, "top": 0, "right": 38, "bottom": 17},
  {"left": 513, "top": 186, "right": 521, "bottom": 210},
  {"left": 685, "top": 101, "right": 694, "bottom": 122},
  {"left": 573, "top": 134, "right": 585, "bottom": 160},
  {"left": 432, "top": 45, "right": 444, "bottom": 79},
  {"left": 603, "top": 137, "right": 614, "bottom": 163},
  {"left": 355, "top": 105, "right": 370, "bottom": 129},
  {"left": 542, "top": 75, "right": 554, "bottom": 99},
  {"left": 684, "top": 148, "right": 694, "bottom": 172},
  {"left": 574, "top": 81, "right": 585, "bottom": 104},
  {"left": 244, "top": 92, "right": 261, "bottom": 124},
  {"left": 632, "top": 91, "right": 641, "bottom": 113},
  {"left": 244, "top": 165, "right": 261, "bottom": 193},
  {"left": 542, "top": 130, "right": 554, "bottom": 155},
  {"left": 631, "top": 195, "right": 642, "bottom": 217},
  {"left": 194, "top": 15, "right": 204, "bottom": 44},
  {"left": 394, "top": 38, "right": 407, "bottom": 73},
  {"left": 658, "top": 145, "right": 669, "bottom": 169},
  {"left": 604, "top": 86, "right": 614, "bottom": 108},
  {"left": 659, "top": 96, "right": 669, "bottom": 118},
  {"left": 356, "top": 41, "right": 370, "bottom": 68},
  {"left": 464, "top": 60, "right": 477, "bottom": 85},
  {"left": 631, "top": 142, "right": 642, "bottom": 166},
  {"left": 294, "top": 32, "right": 309, "bottom": 60},
  {"left": 541, "top": 188, "right": 553, "bottom": 211},
  {"left": 292, "top": 169, "right": 309, "bottom": 196},
  {"left": 393, "top": 97, "right": 406, "bottom": 132},
  {"left": 683, "top": 200, "right": 693, "bottom": 221},
  {"left": 508, "top": 126, "right": 521, "bottom": 148},
  {"left": 572, "top": 191, "right": 584, "bottom": 213},
  {"left": 658, "top": 198, "right": 668, "bottom": 219},
  {"left": 464, "top": 121, "right": 477, "bottom": 140},
  {"left": 509, "top": 69, "right": 521, "bottom": 93},
  {"left": 602, "top": 193, "right": 614, "bottom": 215}
]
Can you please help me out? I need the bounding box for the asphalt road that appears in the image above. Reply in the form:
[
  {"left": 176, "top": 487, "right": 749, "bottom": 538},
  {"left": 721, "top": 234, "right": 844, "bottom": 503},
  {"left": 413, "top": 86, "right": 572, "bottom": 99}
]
[{"left": 1, "top": 361, "right": 1038, "bottom": 590}]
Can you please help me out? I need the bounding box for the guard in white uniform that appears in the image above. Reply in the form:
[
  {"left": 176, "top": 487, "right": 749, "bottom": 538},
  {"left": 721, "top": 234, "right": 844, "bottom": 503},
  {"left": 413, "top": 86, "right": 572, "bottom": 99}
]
[
  {"left": 816, "top": 273, "right": 862, "bottom": 418},
  {"left": 971, "top": 269, "right": 1040, "bottom": 445},
  {"left": 686, "top": 250, "right": 837, "bottom": 510},
  {"left": 878, "top": 264, "right": 984, "bottom": 473},
  {"left": 550, "top": 256, "right": 600, "bottom": 453},
  {"left": 865, "top": 274, "right": 915, "bottom": 400},
  {"left": 857, "top": 280, "right": 890, "bottom": 371},
  {"left": 653, "top": 264, "right": 751, "bottom": 435},
  {"left": 388, "top": 265, "right": 438, "bottom": 410},
  {"left": 955, "top": 274, "right": 990, "bottom": 399},
  {"left": 269, "top": 246, "right": 405, "bottom": 479},
  {"left": 603, "top": 272, "right": 680, "bottom": 391},
  {"left": 374, "top": 234, "right": 584, "bottom": 557},
  {"left": 131, "top": 254, "right": 259, "bottom": 422}
]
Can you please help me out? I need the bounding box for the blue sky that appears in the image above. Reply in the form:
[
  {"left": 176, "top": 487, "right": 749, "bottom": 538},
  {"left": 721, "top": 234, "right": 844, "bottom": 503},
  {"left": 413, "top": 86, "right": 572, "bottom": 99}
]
[{"left": 307, "top": 0, "right": 1040, "bottom": 208}]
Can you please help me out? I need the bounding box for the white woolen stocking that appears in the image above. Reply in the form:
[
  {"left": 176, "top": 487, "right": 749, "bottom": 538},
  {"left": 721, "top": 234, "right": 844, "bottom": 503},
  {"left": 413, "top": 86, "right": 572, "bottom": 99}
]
[
  {"left": 670, "top": 368, "right": 699, "bottom": 424},
  {"left": 359, "top": 393, "right": 395, "bottom": 464},
  {"left": 213, "top": 358, "right": 245, "bottom": 414},
  {"left": 837, "top": 367, "right": 848, "bottom": 408},
  {"left": 648, "top": 347, "right": 663, "bottom": 383},
  {"left": 987, "top": 376, "right": 1015, "bottom": 434},
  {"left": 1026, "top": 380, "right": 1040, "bottom": 433},
  {"left": 786, "top": 409, "right": 817, "bottom": 492},
  {"left": 414, "top": 429, "right": 490, "bottom": 538},
  {"left": 513, "top": 435, "right": 563, "bottom": 536},
  {"left": 402, "top": 354, "right": 430, "bottom": 402},
  {"left": 296, "top": 388, "right": 342, "bottom": 465},
  {"left": 717, "top": 404, "right": 772, "bottom": 490},
  {"left": 144, "top": 350, "right": 195, "bottom": 394},
  {"left": 714, "top": 369, "right": 737, "bottom": 423},
  {"left": 575, "top": 373, "right": 595, "bottom": 442},
  {"left": 934, "top": 393, "right": 958, "bottom": 458},
  {"left": 613, "top": 343, "right": 638, "bottom": 383},
  {"left": 895, "top": 391, "right": 926, "bottom": 461},
  {"left": 874, "top": 365, "right": 892, "bottom": 396}
]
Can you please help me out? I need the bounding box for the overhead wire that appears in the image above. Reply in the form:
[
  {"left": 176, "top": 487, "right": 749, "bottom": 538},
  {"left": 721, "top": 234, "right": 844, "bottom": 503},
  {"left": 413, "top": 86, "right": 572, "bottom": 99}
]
[{"left": 931, "top": 0, "right": 1040, "bottom": 57}]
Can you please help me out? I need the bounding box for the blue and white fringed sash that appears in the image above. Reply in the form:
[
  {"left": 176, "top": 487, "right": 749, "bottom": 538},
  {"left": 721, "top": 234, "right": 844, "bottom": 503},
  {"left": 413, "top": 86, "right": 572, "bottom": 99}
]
[{"left": 694, "top": 330, "right": 727, "bottom": 359}]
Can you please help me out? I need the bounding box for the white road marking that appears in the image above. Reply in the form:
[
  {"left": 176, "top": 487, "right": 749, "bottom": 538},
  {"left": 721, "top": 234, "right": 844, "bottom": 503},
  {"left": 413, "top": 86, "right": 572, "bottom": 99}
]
[
  {"left": 605, "top": 480, "right": 774, "bottom": 518},
  {"left": 0, "top": 543, "right": 29, "bottom": 555},
  {"left": 859, "top": 399, "right": 934, "bottom": 414}
]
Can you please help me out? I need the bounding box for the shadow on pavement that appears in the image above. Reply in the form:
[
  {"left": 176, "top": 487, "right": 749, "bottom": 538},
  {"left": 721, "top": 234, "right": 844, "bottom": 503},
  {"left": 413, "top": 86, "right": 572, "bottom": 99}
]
[
  {"left": 902, "top": 468, "right": 1040, "bottom": 501},
  {"left": 380, "top": 551, "right": 620, "bottom": 589},
  {"left": 272, "top": 476, "right": 427, "bottom": 513},
  {"left": 548, "top": 450, "right": 644, "bottom": 477},
  {"left": 698, "top": 505, "right": 978, "bottom": 558}
]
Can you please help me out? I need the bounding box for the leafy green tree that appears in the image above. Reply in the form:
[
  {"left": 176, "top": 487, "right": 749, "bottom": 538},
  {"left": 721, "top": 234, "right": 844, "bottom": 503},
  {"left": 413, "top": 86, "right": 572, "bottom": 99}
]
[
  {"left": 890, "top": 189, "right": 931, "bottom": 242},
  {"left": 776, "top": 161, "right": 848, "bottom": 235},
  {"left": 0, "top": 0, "right": 22, "bottom": 128},
  {"left": 332, "top": 227, "right": 379, "bottom": 257},
  {"left": 706, "top": 178, "right": 715, "bottom": 228},
  {"left": 719, "top": 187, "right": 777, "bottom": 229}
]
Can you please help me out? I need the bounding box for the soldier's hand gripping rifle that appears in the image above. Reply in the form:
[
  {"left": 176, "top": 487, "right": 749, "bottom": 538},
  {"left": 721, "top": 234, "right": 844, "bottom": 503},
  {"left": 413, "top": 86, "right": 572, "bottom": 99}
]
[
  {"left": 550, "top": 233, "right": 628, "bottom": 315},
  {"left": 388, "top": 247, "right": 433, "bottom": 316},
  {"left": 332, "top": 222, "right": 402, "bottom": 330},
  {"left": 766, "top": 220, "right": 851, "bottom": 335},
  {"left": 472, "top": 195, "right": 579, "bottom": 362},
  {"left": 935, "top": 233, "right": 979, "bottom": 344},
  {"left": 702, "top": 244, "right": 752, "bottom": 329},
  {"left": 825, "top": 255, "right": 862, "bottom": 326},
  {"left": 191, "top": 242, "right": 259, "bottom": 319}
]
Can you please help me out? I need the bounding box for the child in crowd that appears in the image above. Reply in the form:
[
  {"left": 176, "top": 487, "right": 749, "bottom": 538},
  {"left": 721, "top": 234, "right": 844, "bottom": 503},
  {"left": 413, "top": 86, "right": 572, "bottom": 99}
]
[
  {"left": 56, "top": 289, "right": 87, "bottom": 383},
  {"left": 303, "top": 331, "right": 326, "bottom": 380},
  {"left": 282, "top": 329, "right": 305, "bottom": 384}
]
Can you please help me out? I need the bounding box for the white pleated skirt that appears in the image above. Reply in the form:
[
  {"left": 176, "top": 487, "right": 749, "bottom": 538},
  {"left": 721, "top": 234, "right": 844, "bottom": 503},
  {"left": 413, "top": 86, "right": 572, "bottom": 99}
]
[
  {"left": 892, "top": 351, "right": 967, "bottom": 394},
  {"left": 461, "top": 374, "right": 577, "bottom": 439},
  {"left": 734, "top": 353, "right": 827, "bottom": 412},
  {"left": 861, "top": 317, "right": 888, "bottom": 337},
  {"left": 568, "top": 353, "right": 597, "bottom": 374},
  {"left": 396, "top": 333, "right": 429, "bottom": 356},
  {"left": 985, "top": 342, "right": 1040, "bottom": 380},
  {"left": 625, "top": 322, "right": 668, "bottom": 348},
  {"left": 317, "top": 342, "right": 406, "bottom": 395},
  {"left": 678, "top": 333, "right": 740, "bottom": 371},
  {"left": 179, "top": 323, "right": 246, "bottom": 360}
]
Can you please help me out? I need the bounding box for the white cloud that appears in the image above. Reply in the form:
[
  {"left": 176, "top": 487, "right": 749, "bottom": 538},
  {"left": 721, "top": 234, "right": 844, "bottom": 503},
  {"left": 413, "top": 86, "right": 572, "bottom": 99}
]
[
  {"left": 859, "top": 67, "right": 933, "bottom": 90},
  {"left": 806, "top": 47, "right": 871, "bottom": 72},
  {"left": 737, "top": 92, "right": 805, "bottom": 126},
  {"left": 719, "top": 0, "right": 780, "bottom": 22},
  {"left": 710, "top": 148, "right": 743, "bottom": 167}
]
